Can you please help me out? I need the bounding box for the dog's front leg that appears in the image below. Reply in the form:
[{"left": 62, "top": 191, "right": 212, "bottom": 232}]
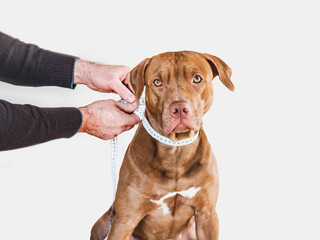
[
  {"left": 195, "top": 208, "right": 219, "bottom": 240},
  {"left": 107, "top": 195, "right": 151, "bottom": 240},
  {"left": 107, "top": 213, "right": 145, "bottom": 240}
]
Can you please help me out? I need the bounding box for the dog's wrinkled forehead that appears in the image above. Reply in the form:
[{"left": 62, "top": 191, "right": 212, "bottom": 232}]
[{"left": 145, "top": 51, "right": 213, "bottom": 83}]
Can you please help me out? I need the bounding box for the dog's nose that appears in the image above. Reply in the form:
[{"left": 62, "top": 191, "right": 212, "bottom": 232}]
[{"left": 169, "top": 102, "right": 191, "bottom": 119}]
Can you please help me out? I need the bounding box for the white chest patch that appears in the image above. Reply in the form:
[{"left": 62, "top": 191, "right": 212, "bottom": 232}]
[{"left": 150, "top": 187, "right": 201, "bottom": 215}]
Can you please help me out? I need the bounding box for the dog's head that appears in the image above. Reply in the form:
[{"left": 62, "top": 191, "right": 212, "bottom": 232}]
[{"left": 128, "top": 51, "right": 234, "bottom": 138}]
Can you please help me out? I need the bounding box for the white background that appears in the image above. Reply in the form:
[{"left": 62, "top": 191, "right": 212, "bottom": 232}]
[{"left": 0, "top": 0, "right": 319, "bottom": 239}]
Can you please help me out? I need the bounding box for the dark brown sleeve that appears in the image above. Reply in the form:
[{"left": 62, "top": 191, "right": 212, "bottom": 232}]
[
  {"left": 0, "top": 31, "right": 78, "bottom": 89},
  {"left": 0, "top": 100, "right": 82, "bottom": 151}
]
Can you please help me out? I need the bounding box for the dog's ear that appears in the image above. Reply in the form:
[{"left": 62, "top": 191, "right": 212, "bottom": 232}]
[
  {"left": 203, "top": 53, "right": 235, "bottom": 91},
  {"left": 127, "top": 58, "right": 150, "bottom": 102}
]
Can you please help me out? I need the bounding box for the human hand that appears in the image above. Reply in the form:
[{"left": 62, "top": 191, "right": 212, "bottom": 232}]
[
  {"left": 74, "top": 59, "right": 135, "bottom": 103},
  {"left": 78, "top": 100, "right": 140, "bottom": 140}
]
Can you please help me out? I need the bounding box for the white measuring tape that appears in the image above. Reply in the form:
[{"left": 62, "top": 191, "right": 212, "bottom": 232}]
[
  {"left": 104, "top": 137, "right": 117, "bottom": 240},
  {"left": 104, "top": 97, "right": 199, "bottom": 239}
]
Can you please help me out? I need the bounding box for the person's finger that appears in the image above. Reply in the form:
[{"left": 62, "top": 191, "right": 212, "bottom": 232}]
[
  {"left": 117, "top": 124, "right": 134, "bottom": 136},
  {"left": 119, "top": 66, "right": 131, "bottom": 81},
  {"left": 101, "top": 134, "right": 116, "bottom": 141},
  {"left": 123, "top": 75, "right": 129, "bottom": 85},
  {"left": 122, "top": 75, "right": 133, "bottom": 89},
  {"left": 112, "top": 81, "right": 136, "bottom": 103},
  {"left": 122, "top": 76, "right": 134, "bottom": 93},
  {"left": 117, "top": 101, "right": 138, "bottom": 113},
  {"left": 124, "top": 125, "right": 134, "bottom": 131},
  {"left": 122, "top": 113, "right": 140, "bottom": 126}
]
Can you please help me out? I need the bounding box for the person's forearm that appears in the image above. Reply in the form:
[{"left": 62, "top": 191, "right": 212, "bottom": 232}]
[
  {"left": 0, "top": 31, "right": 77, "bottom": 88},
  {"left": 0, "top": 99, "right": 82, "bottom": 151}
]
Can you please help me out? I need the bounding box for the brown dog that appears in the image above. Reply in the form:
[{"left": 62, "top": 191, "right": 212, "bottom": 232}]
[{"left": 91, "top": 51, "right": 234, "bottom": 240}]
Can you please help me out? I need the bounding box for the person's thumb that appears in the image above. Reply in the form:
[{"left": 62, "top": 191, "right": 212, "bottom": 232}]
[
  {"left": 117, "top": 101, "right": 139, "bottom": 113},
  {"left": 112, "top": 81, "right": 136, "bottom": 103}
]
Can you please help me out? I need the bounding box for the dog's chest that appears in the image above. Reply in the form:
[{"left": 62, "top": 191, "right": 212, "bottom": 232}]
[
  {"left": 134, "top": 187, "right": 200, "bottom": 239},
  {"left": 150, "top": 187, "right": 201, "bottom": 216}
]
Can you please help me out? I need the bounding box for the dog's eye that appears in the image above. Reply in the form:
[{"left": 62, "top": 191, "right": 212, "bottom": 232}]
[
  {"left": 193, "top": 75, "right": 202, "bottom": 83},
  {"left": 154, "top": 79, "right": 163, "bottom": 87}
]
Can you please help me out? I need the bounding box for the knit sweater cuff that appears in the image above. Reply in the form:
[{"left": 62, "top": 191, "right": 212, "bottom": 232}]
[
  {"left": 40, "top": 50, "right": 78, "bottom": 89},
  {"left": 48, "top": 107, "right": 82, "bottom": 138}
]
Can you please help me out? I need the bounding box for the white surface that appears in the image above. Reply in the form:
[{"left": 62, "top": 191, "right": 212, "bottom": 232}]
[{"left": 0, "top": 0, "right": 319, "bottom": 239}]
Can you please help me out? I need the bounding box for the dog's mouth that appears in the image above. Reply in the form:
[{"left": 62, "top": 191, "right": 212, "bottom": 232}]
[
  {"left": 164, "top": 119, "right": 197, "bottom": 134},
  {"left": 172, "top": 123, "right": 191, "bottom": 133},
  {"left": 165, "top": 121, "right": 200, "bottom": 141}
]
